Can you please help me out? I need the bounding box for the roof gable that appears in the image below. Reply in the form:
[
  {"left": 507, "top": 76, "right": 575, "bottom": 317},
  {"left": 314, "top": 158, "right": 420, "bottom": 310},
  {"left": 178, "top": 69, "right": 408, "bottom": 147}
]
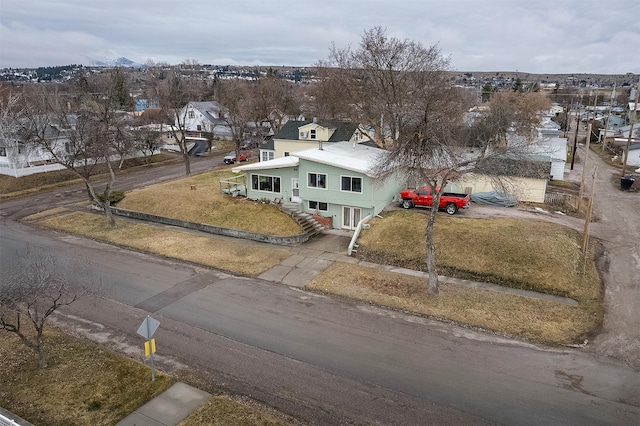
[{"left": 275, "top": 120, "right": 360, "bottom": 142}]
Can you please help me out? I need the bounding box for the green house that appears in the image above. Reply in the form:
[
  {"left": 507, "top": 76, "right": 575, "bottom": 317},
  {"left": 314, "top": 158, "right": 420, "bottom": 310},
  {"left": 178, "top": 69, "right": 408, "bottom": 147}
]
[{"left": 233, "top": 142, "right": 403, "bottom": 230}]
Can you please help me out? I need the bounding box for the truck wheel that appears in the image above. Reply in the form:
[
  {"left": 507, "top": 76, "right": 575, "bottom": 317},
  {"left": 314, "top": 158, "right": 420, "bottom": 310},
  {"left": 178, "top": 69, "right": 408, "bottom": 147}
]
[
  {"left": 445, "top": 203, "right": 458, "bottom": 215},
  {"left": 402, "top": 199, "right": 413, "bottom": 209}
]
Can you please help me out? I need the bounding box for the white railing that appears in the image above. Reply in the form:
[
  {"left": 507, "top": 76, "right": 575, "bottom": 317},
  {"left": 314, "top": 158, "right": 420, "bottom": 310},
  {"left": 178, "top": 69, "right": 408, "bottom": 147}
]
[
  {"left": 348, "top": 214, "right": 372, "bottom": 256},
  {"left": 0, "top": 413, "right": 20, "bottom": 426}
]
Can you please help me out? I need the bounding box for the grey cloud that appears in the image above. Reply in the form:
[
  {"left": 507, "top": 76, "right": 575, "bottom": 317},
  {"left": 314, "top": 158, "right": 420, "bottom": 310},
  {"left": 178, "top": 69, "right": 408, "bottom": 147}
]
[{"left": 1, "top": 0, "right": 638, "bottom": 73}]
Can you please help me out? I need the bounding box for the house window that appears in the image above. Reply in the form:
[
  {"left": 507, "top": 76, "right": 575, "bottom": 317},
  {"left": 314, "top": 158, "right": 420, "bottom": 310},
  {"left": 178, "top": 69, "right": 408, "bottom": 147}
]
[
  {"left": 0, "top": 147, "right": 6, "bottom": 157},
  {"left": 251, "top": 174, "right": 281, "bottom": 193},
  {"left": 167, "top": 132, "right": 174, "bottom": 139},
  {"left": 196, "top": 124, "right": 202, "bottom": 131},
  {"left": 341, "top": 176, "right": 362, "bottom": 193},
  {"left": 261, "top": 151, "right": 274, "bottom": 162},
  {"left": 310, "top": 129, "right": 316, "bottom": 139},
  {"left": 188, "top": 110, "right": 195, "bottom": 119},
  {"left": 284, "top": 152, "right": 290, "bottom": 157},
  {"left": 308, "top": 172, "right": 327, "bottom": 189},
  {"left": 309, "top": 200, "right": 328, "bottom": 211}
]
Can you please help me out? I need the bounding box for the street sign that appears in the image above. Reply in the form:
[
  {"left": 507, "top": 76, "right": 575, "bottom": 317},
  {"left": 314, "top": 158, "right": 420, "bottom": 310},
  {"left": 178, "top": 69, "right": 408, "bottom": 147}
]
[
  {"left": 136, "top": 315, "right": 160, "bottom": 381},
  {"left": 136, "top": 315, "right": 160, "bottom": 340},
  {"left": 144, "top": 338, "right": 156, "bottom": 356}
]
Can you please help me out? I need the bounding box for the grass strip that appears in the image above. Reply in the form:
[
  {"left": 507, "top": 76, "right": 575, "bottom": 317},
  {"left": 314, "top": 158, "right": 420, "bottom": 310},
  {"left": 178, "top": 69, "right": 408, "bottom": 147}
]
[{"left": 38, "top": 211, "right": 292, "bottom": 277}]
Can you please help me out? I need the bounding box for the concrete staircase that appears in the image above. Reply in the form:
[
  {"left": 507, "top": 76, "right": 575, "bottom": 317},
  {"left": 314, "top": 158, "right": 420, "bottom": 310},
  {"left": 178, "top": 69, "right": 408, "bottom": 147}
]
[{"left": 281, "top": 202, "right": 324, "bottom": 239}]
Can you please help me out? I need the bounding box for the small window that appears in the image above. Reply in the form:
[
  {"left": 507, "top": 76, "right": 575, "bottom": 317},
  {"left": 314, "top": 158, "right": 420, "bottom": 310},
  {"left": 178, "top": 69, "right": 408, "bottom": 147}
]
[
  {"left": 310, "top": 129, "right": 316, "bottom": 139},
  {"left": 261, "top": 151, "right": 274, "bottom": 162},
  {"left": 341, "top": 176, "right": 362, "bottom": 193},
  {"left": 167, "top": 132, "right": 174, "bottom": 139},
  {"left": 196, "top": 124, "right": 202, "bottom": 131},
  {"left": 188, "top": 110, "right": 195, "bottom": 119},
  {"left": 308, "top": 172, "right": 327, "bottom": 189},
  {"left": 0, "top": 147, "right": 6, "bottom": 157},
  {"left": 309, "top": 200, "right": 328, "bottom": 211},
  {"left": 284, "top": 152, "right": 290, "bottom": 157}
]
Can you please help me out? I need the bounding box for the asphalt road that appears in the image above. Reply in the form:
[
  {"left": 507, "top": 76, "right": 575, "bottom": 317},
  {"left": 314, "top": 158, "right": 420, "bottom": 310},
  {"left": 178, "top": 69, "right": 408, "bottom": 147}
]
[{"left": 1, "top": 153, "right": 639, "bottom": 425}]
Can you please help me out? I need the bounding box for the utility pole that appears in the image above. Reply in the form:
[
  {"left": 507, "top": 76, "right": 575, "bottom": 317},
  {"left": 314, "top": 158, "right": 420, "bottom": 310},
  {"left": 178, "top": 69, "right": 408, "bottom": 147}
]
[
  {"left": 565, "top": 96, "right": 573, "bottom": 138},
  {"left": 570, "top": 97, "right": 582, "bottom": 170},
  {"left": 601, "top": 85, "right": 615, "bottom": 150},
  {"left": 578, "top": 120, "right": 593, "bottom": 211},
  {"left": 621, "top": 80, "right": 640, "bottom": 177},
  {"left": 581, "top": 166, "right": 597, "bottom": 254}
]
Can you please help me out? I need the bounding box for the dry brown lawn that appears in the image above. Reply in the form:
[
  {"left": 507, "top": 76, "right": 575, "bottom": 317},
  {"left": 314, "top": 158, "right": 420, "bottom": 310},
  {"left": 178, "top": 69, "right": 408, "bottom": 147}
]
[
  {"left": 0, "top": 326, "right": 174, "bottom": 426},
  {"left": 310, "top": 209, "right": 604, "bottom": 344},
  {"left": 0, "top": 324, "right": 294, "bottom": 426},
  {"left": 355, "top": 210, "right": 601, "bottom": 301},
  {"left": 309, "top": 262, "right": 600, "bottom": 344},
  {"left": 117, "top": 170, "right": 302, "bottom": 237},
  {"left": 179, "top": 396, "right": 289, "bottom": 426},
  {"left": 37, "top": 211, "right": 291, "bottom": 277}
]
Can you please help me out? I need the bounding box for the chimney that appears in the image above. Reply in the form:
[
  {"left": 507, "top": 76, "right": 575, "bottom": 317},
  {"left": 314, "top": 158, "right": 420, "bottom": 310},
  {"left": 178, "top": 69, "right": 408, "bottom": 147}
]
[{"left": 313, "top": 117, "right": 318, "bottom": 123}]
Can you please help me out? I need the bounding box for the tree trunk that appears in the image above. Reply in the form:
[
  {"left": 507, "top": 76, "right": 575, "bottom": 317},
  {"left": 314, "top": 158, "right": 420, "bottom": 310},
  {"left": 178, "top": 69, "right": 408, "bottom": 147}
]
[
  {"left": 425, "top": 201, "right": 439, "bottom": 295},
  {"left": 104, "top": 200, "right": 115, "bottom": 227},
  {"left": 36, "top": 328, "right": 47, "bottom": 368},
  {"left": 183, "top": 152, "right": 191, "bottom": 176}
]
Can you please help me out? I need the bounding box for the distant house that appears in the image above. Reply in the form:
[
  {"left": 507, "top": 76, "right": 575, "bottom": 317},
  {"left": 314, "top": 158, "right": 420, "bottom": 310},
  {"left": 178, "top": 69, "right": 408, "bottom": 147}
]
[
  {"left": 260, "top": 119, "right": 371, "bottom": 161},
  {"left": 233, "top": 142, "right": 403, "bottom": 230},
  {"left": 177, "top": 101, "right": 231, "bottom": 140},
  {"left": 532, "top": 120, "right": 568, "bottom": 180},
  {"left": 620, "top": 143, "right": 640, "bottom": 167}
]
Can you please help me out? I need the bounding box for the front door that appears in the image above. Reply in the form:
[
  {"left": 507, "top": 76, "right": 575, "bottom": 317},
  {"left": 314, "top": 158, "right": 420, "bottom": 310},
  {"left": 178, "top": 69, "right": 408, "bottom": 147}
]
[
  {"left": 291, "top": 178, "right": 300, "bottom": 203},
  {"left": 342, "top": 206, "right": 362, "bottom": 230}
]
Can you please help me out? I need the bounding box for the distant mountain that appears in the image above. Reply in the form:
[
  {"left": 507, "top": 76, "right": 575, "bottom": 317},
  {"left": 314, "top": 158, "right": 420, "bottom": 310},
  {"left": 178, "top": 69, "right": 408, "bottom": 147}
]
[{"left": 83, "top": 55, "right": 144, "bottom": 68}]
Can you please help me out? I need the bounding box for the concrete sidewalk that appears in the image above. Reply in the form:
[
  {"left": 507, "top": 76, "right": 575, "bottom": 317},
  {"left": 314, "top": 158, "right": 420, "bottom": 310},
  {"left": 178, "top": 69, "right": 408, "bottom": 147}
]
[{"left": 116, "top": 382, "right": 211, "bottom": 426}]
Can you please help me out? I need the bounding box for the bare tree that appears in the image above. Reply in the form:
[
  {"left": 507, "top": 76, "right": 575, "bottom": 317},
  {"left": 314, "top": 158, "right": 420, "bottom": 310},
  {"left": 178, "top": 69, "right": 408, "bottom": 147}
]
[
  {"left": 318, "top": 27, "right": 451, "bottom": 148},
  {"left": 217, "top": 79, "right": 254, "bottom": 156},
  {"left": 131, "top": 108, "right": 166, "bottom": 165},
  {"left": 252, "top": 76, "right": 302, "bottom": 135},
  {"left": 0, "top": 85, "right": 25, "bottom": 168},
  {"left": 16, "top": 73, "right": 134, "bottom": 226},
  {"left": 327, "top": 28, "right": 549, "bottom": 295},
  {"left": 0, "top": 246, "right": 96, "bottom": 368},
  {"left": 157, "top": 73, "right": 197, "bottom": 176}
]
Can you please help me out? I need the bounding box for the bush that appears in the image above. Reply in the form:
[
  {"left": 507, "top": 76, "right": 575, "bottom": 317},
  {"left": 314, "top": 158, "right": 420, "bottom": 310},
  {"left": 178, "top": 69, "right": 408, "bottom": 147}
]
[{"left": 97, "top": 190, "right": 125, "bottom": 205}]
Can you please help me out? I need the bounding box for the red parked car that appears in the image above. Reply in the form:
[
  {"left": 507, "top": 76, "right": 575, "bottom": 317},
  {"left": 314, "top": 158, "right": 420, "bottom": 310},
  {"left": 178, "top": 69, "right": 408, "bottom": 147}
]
[
  {"left": 223, "top": 151, "right": 248, "bottom": 164},
  {"left": 399, "top": 186, "right": 470, "bottom": 215}
]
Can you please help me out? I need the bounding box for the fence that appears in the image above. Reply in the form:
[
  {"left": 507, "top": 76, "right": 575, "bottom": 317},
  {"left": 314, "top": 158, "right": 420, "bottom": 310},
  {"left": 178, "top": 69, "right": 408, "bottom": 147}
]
[
  {"left": 0, "top": 162, "right": 67, "bottom": 177},
  {"left": 544, "top": 191, "right": 578, "bottom": 208}
]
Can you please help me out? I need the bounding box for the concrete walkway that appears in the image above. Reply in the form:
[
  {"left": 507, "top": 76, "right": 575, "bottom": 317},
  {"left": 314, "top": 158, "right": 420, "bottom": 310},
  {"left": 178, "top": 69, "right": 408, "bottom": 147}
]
[
  {"left": 115, "top": 382, "right": 211, "bottom": 426},
  {"left": 259, "top": 230, "right": 579, "bottom": 305}
]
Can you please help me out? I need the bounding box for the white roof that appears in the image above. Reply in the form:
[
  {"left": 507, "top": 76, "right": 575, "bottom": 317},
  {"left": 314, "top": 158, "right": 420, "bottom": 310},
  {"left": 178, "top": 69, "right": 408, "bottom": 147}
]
[
  {"left": 293, "top": 142, "right": 385, "bottom": 177},
  {"left": 231, "top": 155, "right": 298, "bottom": 173},
  {"left": 232, "top": 142, "right": 386, "bottom": 177}
]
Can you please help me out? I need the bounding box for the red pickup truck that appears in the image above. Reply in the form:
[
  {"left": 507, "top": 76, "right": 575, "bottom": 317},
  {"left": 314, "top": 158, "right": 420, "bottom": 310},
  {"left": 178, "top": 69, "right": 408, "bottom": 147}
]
[{"left": 399, "top": 186, "right": 470, "bottom": 215}]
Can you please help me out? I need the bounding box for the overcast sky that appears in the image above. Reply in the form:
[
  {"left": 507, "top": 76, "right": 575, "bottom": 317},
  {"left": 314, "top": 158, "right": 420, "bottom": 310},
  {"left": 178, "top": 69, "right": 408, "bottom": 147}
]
[{"left": 1, "top": 0, "right": 639, "bottom": 74}]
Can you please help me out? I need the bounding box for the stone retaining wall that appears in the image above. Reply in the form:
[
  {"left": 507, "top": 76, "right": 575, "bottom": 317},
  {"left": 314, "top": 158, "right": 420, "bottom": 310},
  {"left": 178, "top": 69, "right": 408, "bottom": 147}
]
[{"left": 110, "top": 207, "right": 308, "bottom": 245}]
